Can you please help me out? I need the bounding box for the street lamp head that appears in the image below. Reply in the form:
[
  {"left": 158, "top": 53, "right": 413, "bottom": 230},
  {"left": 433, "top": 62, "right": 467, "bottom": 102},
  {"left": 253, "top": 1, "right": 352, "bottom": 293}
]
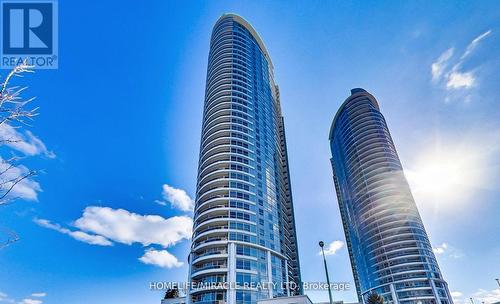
[{"left": 319, "top": 241, "right": 324, "bottom": 248}]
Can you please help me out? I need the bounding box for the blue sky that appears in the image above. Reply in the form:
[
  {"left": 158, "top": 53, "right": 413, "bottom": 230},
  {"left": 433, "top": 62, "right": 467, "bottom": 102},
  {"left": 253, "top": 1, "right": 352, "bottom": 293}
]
[{"left": 1, "top": 1, "right": 500, "bottom": 304}]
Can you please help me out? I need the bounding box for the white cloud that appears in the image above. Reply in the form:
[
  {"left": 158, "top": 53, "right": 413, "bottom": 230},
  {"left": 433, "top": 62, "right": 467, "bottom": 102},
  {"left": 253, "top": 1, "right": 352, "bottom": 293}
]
[
  {"left": 431, "top": 48, "right": 454, "bottom": 81},
  {"left": 34, "top": 218, "right": 113, "bottom": 246},
  {"left": 19, "top": 299, "right": 42, "bottom": 304},
  {"left": 0, "top": 124, "right": 55, "bottom": 202},
  {"left": 431, "top": 30, "right": 492, "bottom": 98},
  {"left": 0, "top": 124, "right": 55, "bottom": 158},
  {"left": 73, "top": 206, "right": 192, "bottom": 247},
  {"left": 433, "top": 243, "right": 448, "bottom": 255},
  {"left": 139, "top": 248, "right": 183, "bottom": 268},
  {"left": 161, "top": 184, "right": 194, "bottom": 211},
  {"left": 35, "top": 206, "right": 192, "bottom": 269},
  {"left": 0, "top": 291, "right": 14, "bottom": 303},
  {"left": 451, "top": 291, "right": 463, "bottom": 298},
  {"left": 0, "top": 157, "right": 41, "bottom": 201},
  {"left": 462, "top": 30, "right": 492, "bottom": 59},
  {"left": 432, "top": 242, "right": 463, "bottom": 258},
  {"left": 320, "top": 240, "right": 344, "bottom": 256},
  {"left": 473, "top": 288, "right": 500, "bottom": 304},
  {"left": 446, "top": 71, "right": 475, "bottom": 89},
  {"left": 154, "top": 199, "right": 167, "bottom": 206},
  {"left": 434, "top": 289, "right": 500, "bottom": 304},
  {"left": 0, "top": 292, "right": 46, "bottom": 304}
]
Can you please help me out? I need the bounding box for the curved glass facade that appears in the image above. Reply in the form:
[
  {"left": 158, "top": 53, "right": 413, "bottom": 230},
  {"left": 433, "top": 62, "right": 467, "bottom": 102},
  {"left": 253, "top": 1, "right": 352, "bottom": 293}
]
[
  {"left": 188, "top": 14, "right": 301, "bottom": 304},
  {"left": 329, "top": 89, "right": 453, "bottom": 304}
]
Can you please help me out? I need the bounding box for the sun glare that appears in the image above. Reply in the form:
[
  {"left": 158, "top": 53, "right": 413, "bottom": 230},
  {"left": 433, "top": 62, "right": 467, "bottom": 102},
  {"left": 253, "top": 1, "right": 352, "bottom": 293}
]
[
  {"left": 409, "top": 159, "right": 466, "bottom": 196},
  {"left": 404, "top": 146, "right": 485, "bottom": 207}
]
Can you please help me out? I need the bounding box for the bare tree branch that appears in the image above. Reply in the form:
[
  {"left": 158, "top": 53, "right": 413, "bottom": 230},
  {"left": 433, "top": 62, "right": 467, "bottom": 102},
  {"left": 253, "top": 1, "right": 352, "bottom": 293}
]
[
  {"left": 0, "top": 227, "right": 19, "bottom": 249},
  {"left": 0, "top": 138, "right": 22, "bottom": 144},
  {"left": 0, "top": 60, "right": 38, "bottom": 248},
  {"left": 0, "top": 170, "right": 36, "bottom": 204},
  {"left": 0, "top": 60, "right": 34, "bottom": 104}
]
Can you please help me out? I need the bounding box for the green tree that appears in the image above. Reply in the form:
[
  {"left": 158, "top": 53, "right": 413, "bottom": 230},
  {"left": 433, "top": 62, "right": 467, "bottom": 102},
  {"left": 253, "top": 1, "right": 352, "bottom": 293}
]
[
  {"left": 367, "top": 292, "right": 384, "bottom": 304},
  {"left": 164, "top": 287, "right": 179, "bottom": 299}
]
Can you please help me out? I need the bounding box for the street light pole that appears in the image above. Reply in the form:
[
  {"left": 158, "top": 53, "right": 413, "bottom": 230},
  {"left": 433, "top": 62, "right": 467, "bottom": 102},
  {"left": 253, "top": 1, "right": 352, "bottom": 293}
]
[{"left": 319, "top": 241, "right": 334, "bottom": 304}]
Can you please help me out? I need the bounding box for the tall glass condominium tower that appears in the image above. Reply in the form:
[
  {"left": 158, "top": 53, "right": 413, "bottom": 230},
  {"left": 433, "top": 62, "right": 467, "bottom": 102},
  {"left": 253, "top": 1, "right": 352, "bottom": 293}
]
[
  {"left": 188, "top": 14, "right": 301, "bottom": 304},
  {"left": 329, "top": 89, "right": 453, "bottom": 304}
]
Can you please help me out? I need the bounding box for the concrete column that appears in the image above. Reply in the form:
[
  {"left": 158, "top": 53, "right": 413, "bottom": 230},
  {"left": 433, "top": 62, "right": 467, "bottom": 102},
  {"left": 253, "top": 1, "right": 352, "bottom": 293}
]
[
  {"left": 186, "top": 253, "right": 192, "bottom": 304},
  {"left": 285, "top": 259, "right": 290, "bottom": 296},
  {"left": 430, "top": 279, "right": 441, "bottom": 304},
  {"left": 390, "top": 283, "right": 399, "bottom": 304},
  {"left": 228, "top": 242, "right": 236, "bottom": 304},
  {"left": 267, "top": 250, "right": 273, "bottom": 299},
  {"left": 444, "top": 281, "right": 454, "bottom": 304}
]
